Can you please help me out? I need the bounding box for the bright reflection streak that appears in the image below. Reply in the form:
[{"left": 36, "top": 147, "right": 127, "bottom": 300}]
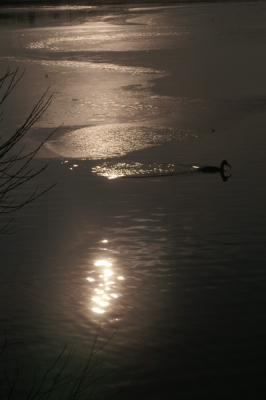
[
  {"left": 99, "top": 301, "right": 109, "bottom": 307},
  {"left": 87, "top": 256, "right": 125, "bottom": 314},
  {"left": 46, "top": 124, "right": 175, "bottom": 160},
  {"left": 95, "top": 289, "right": 104, "bottom": 294},
  {"left": 92, "top": 161, "right": 178, "bottom": 179},
  {"left": 92, "top": 308, "right": 105, "bottom": 314},
  {"left": 94, "top": 260, "right": 112, "bottom": 267}
]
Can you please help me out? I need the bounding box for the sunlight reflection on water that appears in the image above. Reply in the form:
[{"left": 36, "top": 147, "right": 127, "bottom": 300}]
[
  {"left": 27, "top": 18, "right": 187, "bottom": 52},
  {"left": 37, "top": 59, "right": 163, "bottom": 76},
  {"left": 86, "top": 241, "right": 125, "bottom": 315},
  {"left": 85, "top": 221, "right": 173, "bottom": 321},
  {"left": 45, "top": 125, "right": 195, "bottom": 159},
  {"left": 29, "top": 30, "right": 184, "bottom": 51},
  {"left": 92, "top": 161, "right": 178, "bottom": 179}
]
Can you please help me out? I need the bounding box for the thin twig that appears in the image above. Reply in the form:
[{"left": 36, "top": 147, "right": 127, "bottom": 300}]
[{"left": 0, "top": 67, "right": 59, "bottom": 231}]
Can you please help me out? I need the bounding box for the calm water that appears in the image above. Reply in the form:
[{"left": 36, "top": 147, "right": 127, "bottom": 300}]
[{"left": 0, "top": 2, "right": 266, "bottom": 399}]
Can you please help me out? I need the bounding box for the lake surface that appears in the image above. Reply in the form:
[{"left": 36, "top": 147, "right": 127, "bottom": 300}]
[{"left": 0, "top": 2, "right": 266, "bottom": 399}]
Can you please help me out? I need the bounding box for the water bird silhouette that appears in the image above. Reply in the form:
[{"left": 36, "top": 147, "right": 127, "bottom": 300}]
[
  {"left": 194, "top": 160, "right": 232, "bottom": 181},
  {"left": 197, "top": 160, "right": 231, "bottom": 173}
]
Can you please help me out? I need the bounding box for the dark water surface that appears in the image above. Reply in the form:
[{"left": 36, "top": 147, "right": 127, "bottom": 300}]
[
  {"left": 1, "top": 120, "right": 266, "bottom": 399},
  {"left": 0, "top": 2, "right": 266, "bottom": 399}
]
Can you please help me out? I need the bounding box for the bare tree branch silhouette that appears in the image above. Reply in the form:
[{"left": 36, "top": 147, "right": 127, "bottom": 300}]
[{"left": 0, "top": 67, "right": 59, "bottom": 233}]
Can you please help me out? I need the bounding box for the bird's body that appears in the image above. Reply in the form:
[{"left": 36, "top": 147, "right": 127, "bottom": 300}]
[
  {"left": 198, "top": 160, "right": 231, "bottom": 173},
  {"left": 199, "top": 165, "right": 220, "bottom": 173}
]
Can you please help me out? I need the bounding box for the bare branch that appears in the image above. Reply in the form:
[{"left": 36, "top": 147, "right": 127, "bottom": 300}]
[{"left": 0, "top": 67, "right": 59, "bottom": 231}]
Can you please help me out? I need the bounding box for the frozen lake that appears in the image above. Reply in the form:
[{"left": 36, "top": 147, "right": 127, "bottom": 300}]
[{"left": 0, "top": 2, "right": 266, "bottom": 399}]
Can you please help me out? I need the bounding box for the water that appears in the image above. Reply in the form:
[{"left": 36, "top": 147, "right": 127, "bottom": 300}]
[{"left": 0, "top": 2, "right": 266, "bottom": 399}]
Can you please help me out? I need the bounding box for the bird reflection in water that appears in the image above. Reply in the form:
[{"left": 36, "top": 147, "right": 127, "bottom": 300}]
[{"left": 86, "top": 241, "right": 124, "bottom": 315}]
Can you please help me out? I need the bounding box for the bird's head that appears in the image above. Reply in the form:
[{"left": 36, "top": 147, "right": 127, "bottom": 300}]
[{"left": 221, "top": 160, "right": 231, "bottom": 169}]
